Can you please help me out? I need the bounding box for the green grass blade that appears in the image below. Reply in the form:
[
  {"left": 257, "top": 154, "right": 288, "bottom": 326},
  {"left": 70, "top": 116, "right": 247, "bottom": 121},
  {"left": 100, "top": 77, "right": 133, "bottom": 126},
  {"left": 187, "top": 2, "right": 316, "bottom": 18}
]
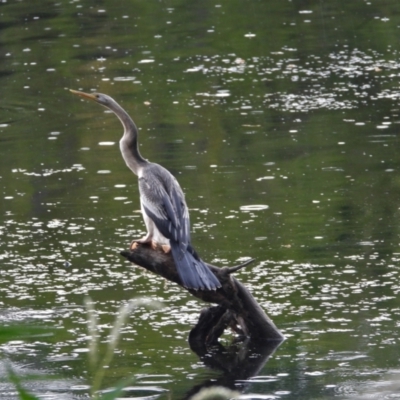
[
  {"left": 88, "top": 297, "right": 162, "bottom": 398},
  {"left": 189, "top": 386, "right": 240, "bottom": 400},
  {"left": 0, "top": 326, "right": 53, "bottom": 345},
  {"left": 85, "top": 296, "right": 99, "bottom": 369},
  {"left": 7, "top": 367, "right": 41, "bottom": 400}
]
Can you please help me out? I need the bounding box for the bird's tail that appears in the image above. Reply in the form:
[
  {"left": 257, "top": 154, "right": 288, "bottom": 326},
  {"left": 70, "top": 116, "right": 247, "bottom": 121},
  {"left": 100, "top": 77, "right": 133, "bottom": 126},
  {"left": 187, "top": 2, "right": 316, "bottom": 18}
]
[{"left": 170, "top": 242, "right": 221, "bottom": 290}]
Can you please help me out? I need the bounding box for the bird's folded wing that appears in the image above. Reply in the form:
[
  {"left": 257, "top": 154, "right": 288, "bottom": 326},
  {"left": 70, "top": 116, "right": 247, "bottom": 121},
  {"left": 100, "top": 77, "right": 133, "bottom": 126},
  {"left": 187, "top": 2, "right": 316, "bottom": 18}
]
[{"left": 139, "top": 176, "right": 190, "bottom": 252}]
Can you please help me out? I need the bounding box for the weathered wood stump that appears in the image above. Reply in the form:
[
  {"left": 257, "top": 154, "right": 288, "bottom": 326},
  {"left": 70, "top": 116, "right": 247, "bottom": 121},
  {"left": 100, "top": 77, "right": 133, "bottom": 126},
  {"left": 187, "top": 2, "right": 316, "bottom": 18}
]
[{"left": 120, "top": 244, "right": 284, "bottom": 344}]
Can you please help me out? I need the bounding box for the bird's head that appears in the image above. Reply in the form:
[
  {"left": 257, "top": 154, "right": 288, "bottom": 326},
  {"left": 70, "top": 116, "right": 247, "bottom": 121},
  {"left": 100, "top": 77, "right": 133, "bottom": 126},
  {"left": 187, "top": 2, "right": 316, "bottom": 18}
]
[{"left": 70, "top": 89, "right": 114, "bottom": 107}]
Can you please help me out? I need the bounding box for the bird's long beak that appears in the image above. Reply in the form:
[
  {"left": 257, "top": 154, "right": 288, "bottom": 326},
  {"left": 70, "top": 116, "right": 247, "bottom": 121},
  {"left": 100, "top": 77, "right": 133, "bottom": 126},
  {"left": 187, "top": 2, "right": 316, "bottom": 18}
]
[{"left": 69, "top": 89, "right": 97, "bottom": 102}]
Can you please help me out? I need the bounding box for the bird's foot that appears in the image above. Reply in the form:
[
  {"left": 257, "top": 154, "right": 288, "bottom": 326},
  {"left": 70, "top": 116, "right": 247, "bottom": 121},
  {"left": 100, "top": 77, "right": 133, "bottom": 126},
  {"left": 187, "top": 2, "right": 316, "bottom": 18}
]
[{"left": 130, "top": 238, "right": 157, "bottom": 250}]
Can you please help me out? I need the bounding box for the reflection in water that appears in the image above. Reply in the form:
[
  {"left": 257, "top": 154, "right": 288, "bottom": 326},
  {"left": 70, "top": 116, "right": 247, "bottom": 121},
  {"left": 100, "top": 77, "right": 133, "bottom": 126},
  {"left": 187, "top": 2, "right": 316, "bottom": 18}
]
[{"left": 186, "top": 338, "right": 282, "bottom": 399}]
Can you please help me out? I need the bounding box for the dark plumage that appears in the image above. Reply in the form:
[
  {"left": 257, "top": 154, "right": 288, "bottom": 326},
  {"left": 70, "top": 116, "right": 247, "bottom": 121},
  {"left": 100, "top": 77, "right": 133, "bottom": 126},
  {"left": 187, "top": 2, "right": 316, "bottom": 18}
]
[{"left": 70, "top": 89, "right": 221, "bottom": 291}]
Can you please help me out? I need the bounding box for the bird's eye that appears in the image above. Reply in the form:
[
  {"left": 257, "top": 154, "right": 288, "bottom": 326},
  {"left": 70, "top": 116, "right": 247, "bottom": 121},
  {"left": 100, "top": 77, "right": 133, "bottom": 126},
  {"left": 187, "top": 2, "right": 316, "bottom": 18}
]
[{"left": 96, "top": 94, "right": 100, "bottom": 99}]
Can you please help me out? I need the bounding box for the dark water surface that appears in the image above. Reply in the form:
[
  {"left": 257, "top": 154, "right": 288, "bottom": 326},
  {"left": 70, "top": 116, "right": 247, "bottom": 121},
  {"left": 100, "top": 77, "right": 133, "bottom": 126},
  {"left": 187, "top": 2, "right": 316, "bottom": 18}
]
[{"left": 2, "top": 1, "right": 400, "bottom": 399}]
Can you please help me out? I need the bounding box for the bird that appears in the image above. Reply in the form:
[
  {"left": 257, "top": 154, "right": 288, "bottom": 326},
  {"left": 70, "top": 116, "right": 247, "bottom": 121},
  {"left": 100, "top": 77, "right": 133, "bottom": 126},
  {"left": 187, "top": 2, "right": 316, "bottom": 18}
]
[{"left": 70, "top": 89, "right": 221, "bottom": 291}]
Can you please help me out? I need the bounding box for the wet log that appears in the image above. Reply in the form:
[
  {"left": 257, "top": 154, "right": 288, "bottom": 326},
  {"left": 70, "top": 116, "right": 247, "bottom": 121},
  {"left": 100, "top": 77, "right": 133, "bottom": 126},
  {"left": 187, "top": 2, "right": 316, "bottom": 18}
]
[{"left": 120, "top": 244, "right": 284, "bottom": 343}]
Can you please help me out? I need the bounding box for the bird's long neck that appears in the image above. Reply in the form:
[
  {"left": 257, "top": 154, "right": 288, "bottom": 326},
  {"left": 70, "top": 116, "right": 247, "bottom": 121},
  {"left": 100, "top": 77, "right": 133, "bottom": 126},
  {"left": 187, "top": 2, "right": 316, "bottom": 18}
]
[{"left": 110, "top": 101, "right": 148, "bottom": 176}]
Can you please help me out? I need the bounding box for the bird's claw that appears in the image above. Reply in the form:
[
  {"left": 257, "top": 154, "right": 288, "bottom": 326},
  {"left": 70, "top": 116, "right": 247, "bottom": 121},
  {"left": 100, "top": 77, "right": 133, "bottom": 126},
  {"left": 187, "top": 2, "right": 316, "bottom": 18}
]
[
  {"left": 130, "top": 241, "right": 139, "bottom": 250},
  {"left": 130, "top": 238, "right": 158, "bottom": 251}
]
